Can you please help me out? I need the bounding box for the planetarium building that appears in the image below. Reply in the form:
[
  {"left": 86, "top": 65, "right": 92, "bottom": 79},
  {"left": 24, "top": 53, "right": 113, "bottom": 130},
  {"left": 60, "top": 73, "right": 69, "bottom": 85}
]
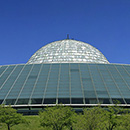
[{"left": 0, "top": 39, "right": 130, "bottom": 113}]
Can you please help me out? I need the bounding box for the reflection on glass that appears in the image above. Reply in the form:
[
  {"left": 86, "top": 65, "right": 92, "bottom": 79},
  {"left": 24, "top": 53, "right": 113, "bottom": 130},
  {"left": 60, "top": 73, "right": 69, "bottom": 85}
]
[{"left": 27, "top": 39, "right": 109, "bottom": 64}]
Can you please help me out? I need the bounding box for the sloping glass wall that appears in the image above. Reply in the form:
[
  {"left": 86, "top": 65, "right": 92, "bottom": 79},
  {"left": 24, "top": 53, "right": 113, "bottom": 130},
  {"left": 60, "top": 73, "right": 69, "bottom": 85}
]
[{"left": 0, "top": 63, "right": 130, "bottom": 105}]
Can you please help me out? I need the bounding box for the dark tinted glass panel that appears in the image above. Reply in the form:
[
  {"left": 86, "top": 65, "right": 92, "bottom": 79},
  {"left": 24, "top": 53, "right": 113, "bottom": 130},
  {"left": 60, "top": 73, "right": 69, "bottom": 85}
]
[
  {"left": 85, "top": 98, "right": 89, "bottom": 104},
  {"left": 89, "top": 64, "right": 109, "bottom": 98},
  {"left": 70, "top": 69, "right": 79, "bottom": 72},
  {"left": 44, "top": 98, "right": 56, "bottom": 104},
  {"left": 96, "top": 91, "right": 109, "bottom": 97},
  {"left": 71, "top": 98, "right": 83, "bottom": 104},
  {"left": 125, "top": 99, "right": 130, "bottom": 104},
  {"left": 31, "top": 98, "right": 42, "bottom": 104},
  {"left": 5, "top": 99, "right": 16, "bottom": 105},
  {"left": 58, "top": 98, "right": 70, "bottom": 104},
  {"left": 70, "top": 64, "right": 83, "bottom": 98},
  {"left": 80, "top": 64, "right": 96, "bottom": 99},
  {"left": 0, "top": 100, "right": 3, "bottom": 104},
  {"left": 89, "top": 98, "right": 98, "bottom": 104},
  {"left": 84, "top": 90, "right": 97, "bottom": 98},
  {"left": 59, "top": 64, "right": 70, "bottom": 97},
  {"left": 28, "top": 75, "right": 37, "bottom": 79},
  {"left": 98, "top": 98, "right": 111, "bottom": 104},
  {"left": 16, "top": 99, "right": 29, "bottom": 105},
  {"left": 112, "top": 98, "right": 125, "bottom": 104}
]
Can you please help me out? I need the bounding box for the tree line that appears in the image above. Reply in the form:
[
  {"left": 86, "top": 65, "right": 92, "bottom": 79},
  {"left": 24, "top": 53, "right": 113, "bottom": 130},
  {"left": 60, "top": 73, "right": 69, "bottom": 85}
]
[{"left": 0, "top": 104, "right": 130, "bottom": 130}]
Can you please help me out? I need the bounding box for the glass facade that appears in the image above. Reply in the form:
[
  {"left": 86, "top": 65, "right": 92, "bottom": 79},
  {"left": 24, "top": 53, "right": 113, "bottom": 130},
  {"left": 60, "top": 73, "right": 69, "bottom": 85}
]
[
  {"left": 0, "top": 39, "right": 130, "bottom": 108},
  {"left": 0, "top": 63, "right": 130, "bottom": 106},
  {"left": 27, "top": 39, "right": 109, "bottom": 64}
]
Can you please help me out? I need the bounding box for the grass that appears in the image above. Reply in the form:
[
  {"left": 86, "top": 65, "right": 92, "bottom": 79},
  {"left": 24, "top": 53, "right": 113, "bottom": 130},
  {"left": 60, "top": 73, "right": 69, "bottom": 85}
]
[
  {"left": 0, "top": 116, "right": 44, "bottom": 130},
  {"left": 0, "top": 114, "right": 129, "bottom": 130}
]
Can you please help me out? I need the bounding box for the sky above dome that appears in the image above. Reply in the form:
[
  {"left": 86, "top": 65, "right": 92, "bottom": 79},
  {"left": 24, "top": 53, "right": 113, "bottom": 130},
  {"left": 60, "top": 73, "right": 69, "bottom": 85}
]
[{"left": 0, "top": 0, "right": 130, "bottom": 65}]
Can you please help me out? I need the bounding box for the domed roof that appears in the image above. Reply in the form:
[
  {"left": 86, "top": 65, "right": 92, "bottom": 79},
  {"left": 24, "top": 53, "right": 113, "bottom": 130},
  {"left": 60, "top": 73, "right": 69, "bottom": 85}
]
[{"left": 27, "top": 39, "right": 109, "bottom": 64}]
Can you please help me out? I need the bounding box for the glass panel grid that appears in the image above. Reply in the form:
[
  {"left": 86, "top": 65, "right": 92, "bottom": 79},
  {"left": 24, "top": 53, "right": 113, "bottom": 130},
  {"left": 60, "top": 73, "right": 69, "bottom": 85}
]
[
  {"left": 70, "top": 64, "right": 83, "bottom": 98},
  {"left": 0, "top": 63, "right": 130, "bottom": 105},
  {"left": 105, "top": 65, "right": 126, "bottom": 104},
  {"left": 27, "top": 40, "right": 109, "bottom": 64}
]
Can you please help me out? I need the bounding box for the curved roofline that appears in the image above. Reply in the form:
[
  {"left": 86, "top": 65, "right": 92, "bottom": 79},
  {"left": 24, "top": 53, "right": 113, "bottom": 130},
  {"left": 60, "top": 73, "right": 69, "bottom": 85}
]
[{"left": 1, "top": 63, "right": 130, "bottom": 68}]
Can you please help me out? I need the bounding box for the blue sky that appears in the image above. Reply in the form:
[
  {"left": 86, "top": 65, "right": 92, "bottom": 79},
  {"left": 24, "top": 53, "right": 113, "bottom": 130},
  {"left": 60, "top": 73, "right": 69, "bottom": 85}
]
[{"left": 0, "top": 0, "right": 130, "bottom": 65}]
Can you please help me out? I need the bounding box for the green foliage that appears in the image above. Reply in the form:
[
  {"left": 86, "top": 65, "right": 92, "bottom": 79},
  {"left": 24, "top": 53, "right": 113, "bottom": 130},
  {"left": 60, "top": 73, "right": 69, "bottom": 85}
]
[
  {"left": 0, "top": 105, "right": 27, "bottom": 130},
  {"left": 119, "top": 109, "right": 130, "bottom": 130},
  {"left": 39, "top": 105, "right": 75, "bottom": 130},
  {"left": 0, "top": 105, "right": 130, "bottom": 130},
  {"left": 103, "top": 104, "right": 126, "bottom": 130},
  {"left": 73, "top": 106, "right": 106, "bottom": 130},
  {"left": 0, "top": 116, "right": 43, "bottom": 130}
]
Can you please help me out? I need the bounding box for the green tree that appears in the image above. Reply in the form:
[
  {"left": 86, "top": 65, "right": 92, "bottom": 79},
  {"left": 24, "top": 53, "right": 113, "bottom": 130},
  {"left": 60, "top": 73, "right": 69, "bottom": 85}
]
[
  {"left": 0, "top": 105, "right": 26, "bottom": 130},
  {"left": 104, "top": 105, "right": 122, "bottom": 130},
  {"left": 73, "top": 106, "right": 106, "bottom": 130},
  {"left": 39, "top": 105, "right": 76, "bottom": 130},
  {"left": 119, "top": 109, "right": 130, "bottom": 130}
]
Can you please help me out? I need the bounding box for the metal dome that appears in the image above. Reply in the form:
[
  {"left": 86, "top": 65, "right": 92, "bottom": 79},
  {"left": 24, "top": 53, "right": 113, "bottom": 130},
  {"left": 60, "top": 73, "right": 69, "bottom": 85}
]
[{"left": 27, "top": 39, "right": 109, "bottom": 64}]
